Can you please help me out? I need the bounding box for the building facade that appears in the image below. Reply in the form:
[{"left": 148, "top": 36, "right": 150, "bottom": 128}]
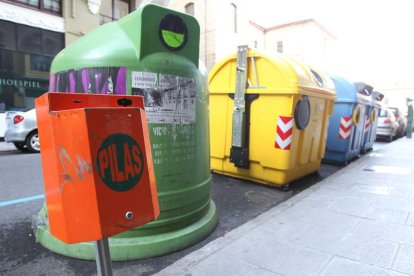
[
  {"left": 0, "top": 0, "right": 336, "bottom": 137},
  {"left": 0, "top": 0, "right": 139, "bottom": 137},
  {"left": 169, "top": 1, "right": 335, "bottom": 70},
  {"left": 0, "top": 0, "right": 138, "bottom": 112},
  {"left": 0, "top": 1, "right": 64, "bottom": 113},
  {"left": 169, "top": 0, "right": 249, "bottom": 70},
  {"left": 251, "top": 19, "right": 337, "bottom": 69}
]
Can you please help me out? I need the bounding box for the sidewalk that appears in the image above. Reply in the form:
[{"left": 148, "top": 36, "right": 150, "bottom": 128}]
[
  {"left": 157, "top": 138, "right": 414, "bottom": 276},
  {"left": 0, "top": 141, "right": 16, "bottom": 152}
]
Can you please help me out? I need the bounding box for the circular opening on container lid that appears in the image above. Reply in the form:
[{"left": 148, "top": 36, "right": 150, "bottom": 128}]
[
  {"left": 159, "top": 14, "right": 189, "bottom": 51},
  {"left": 310, "top": 69, "right": 324, "bottom": 87},
  {"left": 294, "top": 95, "right": 311, "bottom": 130}
]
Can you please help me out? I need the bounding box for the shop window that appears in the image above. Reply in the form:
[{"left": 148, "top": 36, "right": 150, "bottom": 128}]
[
  {"left": 0, "top": 20, "right": 64, "bottom": 56},
  {"left": 17, "top": 25, "right": 42, "bottom": 54},
  {"left": 0, "top": 21, "right": 16, "bottom": 51},
  {"left": 185, "top": 3, "right": 194, "bottom": 16},
  {"left": 42, "top": 29, "right": 64, "bottom": 56},
  {"left": 0, "top": 20, "right": 63, "bottom": 111},
  {"left": 30, "top": 55, "right": 53, "bottom": 72},
  {"left": 113, "top": 0, "right": 130, "bottom": 20},
  {"left": 16, "top": 0, "right": 39, "bottom": 6},
  {"left": 0, "top": 49, "right": 51, "bottom": 111},
  {"left": 43, "top": 0, "right": 61, "bottom": 13},
  {"left": 100, "top": 0, "right": 130, "bottom": 25},
  {"left": 7, "top": 0, "right": 62, "bottom": 15}
]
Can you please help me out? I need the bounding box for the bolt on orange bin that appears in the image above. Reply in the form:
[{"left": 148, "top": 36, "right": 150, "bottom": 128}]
[{"left": 209, "top": 46, "right": 336, "bottom": 188}]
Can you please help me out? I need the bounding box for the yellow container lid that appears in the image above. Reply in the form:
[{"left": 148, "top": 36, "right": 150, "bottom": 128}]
[{"left": 209, "top": 49, "right": 335, "bottom": 99}]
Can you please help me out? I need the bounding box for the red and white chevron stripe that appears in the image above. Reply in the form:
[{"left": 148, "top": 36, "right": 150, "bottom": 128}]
[
  {"left": 364, "top": 115, "right": 371, "bottom": 133},
  {"left": 275, "top": 116, "right": 294, "bottom": 150},
  {"left": 339, "top": 116, "right": 352, "bottom": 139}
]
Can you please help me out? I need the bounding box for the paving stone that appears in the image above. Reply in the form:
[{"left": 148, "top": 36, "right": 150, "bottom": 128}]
[
  {"left": 321, "top": 256, "right": 407, "bottom": 276},
  {"left": 406, "top": 213, "right": 414, "bottom": 226},
  {"left": 287, "top": 223, "right": 352, "bottom": 253},
  {"left": 173, "top": 253, "right": 282, "bottom": 276},
  {"left": 157, "top": 139, "right": 414, "bottom": 276},
  {"left": 393, "top": 244, "right": 414, "bottom": 275},
  {"left": 353, "top": 220, "right": 414, "bottom": 246},
  {"left": 361, "top": 205, "right": 409, "bottom": 225},
  {"left": 333, "top": 232, "right": 399, "bottom": 268},
  {"left": 326, "top": 195, "right": 375, "bottom": 217},
  {"left": 268, "top": 205, "right": 360, "bottom": 230},
  {"left": 221, "top": 228, "right": 332, "bottom": 276}
]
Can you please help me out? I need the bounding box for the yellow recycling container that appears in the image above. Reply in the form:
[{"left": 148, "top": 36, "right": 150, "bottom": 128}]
[{"left": 209, "top": 46, "right": 336, "bottom": 188}]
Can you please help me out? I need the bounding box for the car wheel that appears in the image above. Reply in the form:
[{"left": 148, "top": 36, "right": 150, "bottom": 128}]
[
  {"left": 388, "top": 134, "right": 394, "bottom": 143},
  {"left": 26, "top": 131, "right": 40, "bottom": 153},
  {"left": 13, "top": 142, "right": 26, "bottom": 151}
]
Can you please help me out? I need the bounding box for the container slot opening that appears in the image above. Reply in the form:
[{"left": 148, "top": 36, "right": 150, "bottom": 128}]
[{"left": 117, "top": 98, "right": 132, "bottom": 107}]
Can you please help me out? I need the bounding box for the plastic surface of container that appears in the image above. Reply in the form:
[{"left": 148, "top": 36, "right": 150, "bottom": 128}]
[
  {"left": 323, "top": 75, "right": 372, "bottom": 164},
  {"left": 33, "top": 4, "right": 218, "bottom": 260},
  {"left": 209, "top": 48, "right": 336, "bottom": 187},
  {"left": 360, "top": 87, "right": 384, "bottom": 153}
]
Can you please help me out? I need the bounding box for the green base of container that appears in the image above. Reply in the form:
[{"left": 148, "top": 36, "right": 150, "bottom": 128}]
[{"left": 33, "top": 200, "right": 218, "bottom": 261}]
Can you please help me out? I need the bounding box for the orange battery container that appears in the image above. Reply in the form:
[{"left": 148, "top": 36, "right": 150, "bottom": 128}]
[{"left": 35, "top": 92, "right": 159, "bottom": 244}]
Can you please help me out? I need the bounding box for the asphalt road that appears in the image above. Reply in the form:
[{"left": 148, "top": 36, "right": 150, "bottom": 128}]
[{"left": 0, "top": 142, "right": 386, "bottom": 275}]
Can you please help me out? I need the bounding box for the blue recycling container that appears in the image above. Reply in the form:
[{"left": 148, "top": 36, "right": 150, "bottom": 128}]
[
  {"left": 360, "top": 90, "right": 384, "bottom": 153},
  {"left": 323, "top": 76, "right": 372, "bottom": 164}
]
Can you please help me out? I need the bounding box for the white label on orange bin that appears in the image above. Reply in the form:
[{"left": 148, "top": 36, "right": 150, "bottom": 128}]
[
  {"left": 275, "top": 116, "right": 293, "bottom": 150},
  {"left": 339, "top": 116, "right": 352, "bottom": 139}
]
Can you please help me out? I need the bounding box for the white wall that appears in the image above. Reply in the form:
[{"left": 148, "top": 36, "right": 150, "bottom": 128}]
[
  {"left": 264, "top": 21, "right": 336, "bottom": 70},
  {"left": 382, "top": 88, "right": 414, "bottom": 113},
  {"left": 214, "top": 0, "right": 250, "bottom": 62}
]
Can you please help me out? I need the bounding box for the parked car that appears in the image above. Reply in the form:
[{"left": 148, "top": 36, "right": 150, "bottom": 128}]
[
  {"left": 388, "top": 106, "right": 407, "bottom": 137},
  {"left": 376, "top": 107, "right": 400, "bottom": 142},
  {"left": 4, "top": 108, "right": 39, "bottom": 153}
]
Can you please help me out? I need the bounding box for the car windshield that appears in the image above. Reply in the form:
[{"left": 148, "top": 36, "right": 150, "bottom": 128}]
[{"left": 379, "top": 109, "right": 388, "bottom": 117}]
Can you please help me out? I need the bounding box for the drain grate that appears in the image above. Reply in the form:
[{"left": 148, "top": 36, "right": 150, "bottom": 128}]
[{"left": 363, "top": 165, "right": 411, "bottom": 175}]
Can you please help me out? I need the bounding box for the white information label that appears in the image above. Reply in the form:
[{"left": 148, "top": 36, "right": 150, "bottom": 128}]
[{"left": 131, "top": 72, "right": 196, "bottom": 124}]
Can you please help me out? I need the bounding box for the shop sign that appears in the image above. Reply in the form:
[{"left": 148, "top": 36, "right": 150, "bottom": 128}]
[{"left": 0, "top": 78, "right": 41, "bottom": 89}]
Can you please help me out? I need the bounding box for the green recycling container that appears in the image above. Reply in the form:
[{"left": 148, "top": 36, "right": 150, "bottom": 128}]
[{"left": 33, "top": 4, "right": 218, "bottom": 261}]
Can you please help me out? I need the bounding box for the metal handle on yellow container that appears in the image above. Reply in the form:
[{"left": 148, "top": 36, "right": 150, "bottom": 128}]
[{"left": 230, "top": 45, "right": 259, "bottom": 169}]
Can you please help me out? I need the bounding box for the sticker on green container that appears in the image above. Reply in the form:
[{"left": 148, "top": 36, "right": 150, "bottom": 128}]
[
  {"left": 131, "top": 71, "right": 196, "bottom": 166},
  {"left": 131, "top": 72, "right": 195, "bottom": 124}
]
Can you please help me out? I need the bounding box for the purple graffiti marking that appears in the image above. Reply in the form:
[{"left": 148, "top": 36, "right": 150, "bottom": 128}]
[
  {"left": 116, "top": 67, "right": 126, "bottom": 95},
  {"left": 49, "top": 74, "right": 56, "bottom": 92},
  {"left": 69, "top": 71, "right": 76, "bottom": 93},
  {"left": 81, "top": 69, "right": 90, "bottom": 93},
  {"left": 49, "top": 67, "right": 127, "bottom": 95}
]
